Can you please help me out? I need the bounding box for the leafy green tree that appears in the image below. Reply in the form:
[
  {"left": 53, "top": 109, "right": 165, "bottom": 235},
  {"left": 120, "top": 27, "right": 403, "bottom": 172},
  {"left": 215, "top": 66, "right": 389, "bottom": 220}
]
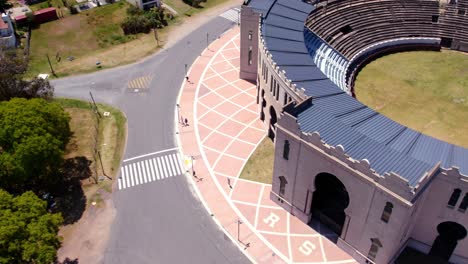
[
  {"left": 0, "top": 98, "right": 71, "bottom": 193},
  {"left": 0, "top": 0, "right": 11, "bottom": 13},
  {"left": 121, "top": 6, "right": 168, "bottom": 35},
  {"left": 0, "top": 50, "right": 54, "bottom": 101},
  {"left": 183, "top": 0, "right": 206, "bottom": 8},
  {"left": 126, "top": 5, "right": 142, "bottom": 16},
  {"left": 0, "top": 189, "right": 63, "bottom": 264}
]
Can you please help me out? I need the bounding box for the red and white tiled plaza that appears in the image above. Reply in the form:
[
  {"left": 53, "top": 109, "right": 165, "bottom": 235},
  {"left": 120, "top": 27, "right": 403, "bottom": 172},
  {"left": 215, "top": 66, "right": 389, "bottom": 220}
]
[{"left": 177, "top": 27, "right": 357, "bottom": 264}]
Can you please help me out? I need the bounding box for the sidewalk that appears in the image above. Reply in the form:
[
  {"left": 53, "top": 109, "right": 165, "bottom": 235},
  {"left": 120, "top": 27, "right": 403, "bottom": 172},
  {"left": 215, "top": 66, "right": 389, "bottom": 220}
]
[{"left": 177, "top": 26, "right": 356, "bottom": 264}]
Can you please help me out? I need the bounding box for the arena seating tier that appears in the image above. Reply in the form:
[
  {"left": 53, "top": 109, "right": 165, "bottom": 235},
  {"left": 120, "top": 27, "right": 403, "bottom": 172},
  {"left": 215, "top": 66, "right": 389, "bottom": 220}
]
[{"left": 258, "top": 0, "right": 468, "bottom": 185}]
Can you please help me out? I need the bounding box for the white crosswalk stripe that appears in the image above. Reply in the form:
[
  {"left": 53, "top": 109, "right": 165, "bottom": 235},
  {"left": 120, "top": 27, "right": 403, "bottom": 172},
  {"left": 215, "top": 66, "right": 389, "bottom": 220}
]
[
  {"left": 219, "top": 8, "right": 240, "bottom": 24},
  {"left": 154, "top": 158, "right": 160, "bottom": 180},
  {"left": 121, "top": 167, "right": 126, "bottom": 189},
  {"left": 118, "top": 151, "right": 186, "bottom": 190}
]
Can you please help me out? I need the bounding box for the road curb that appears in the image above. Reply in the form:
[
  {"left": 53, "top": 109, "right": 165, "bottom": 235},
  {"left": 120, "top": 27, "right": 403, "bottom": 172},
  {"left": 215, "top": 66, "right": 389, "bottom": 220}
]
[{"left": 174, "top": 28, "right": 258, "bottom": 264}]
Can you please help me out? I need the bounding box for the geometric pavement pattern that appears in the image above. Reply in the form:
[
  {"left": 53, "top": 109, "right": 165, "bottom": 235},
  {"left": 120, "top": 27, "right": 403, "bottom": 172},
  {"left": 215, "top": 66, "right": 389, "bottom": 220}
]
[{"left": 195, "top": 31, "right": 357, "bottom": 263}]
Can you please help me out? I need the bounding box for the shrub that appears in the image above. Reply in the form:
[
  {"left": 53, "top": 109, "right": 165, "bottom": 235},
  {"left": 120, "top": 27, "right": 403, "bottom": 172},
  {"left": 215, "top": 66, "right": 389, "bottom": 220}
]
[
  {"left": 69, "top": 5, "right": 78, "bottom": 14},
  {"left": 121, "top": 6, "right": 168, "bottom": 35}
]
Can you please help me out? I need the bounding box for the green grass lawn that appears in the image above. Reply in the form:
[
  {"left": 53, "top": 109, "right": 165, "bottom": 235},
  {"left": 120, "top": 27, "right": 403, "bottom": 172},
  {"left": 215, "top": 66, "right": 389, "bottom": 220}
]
[
  {"left": 27, "top": 1, "right": 138, "bottom": 77},
  {"left": 355, "top": 50, "right": 468, "bottom": 148},
  {"left": 26, "top": 0, "right": 231, "bottom": 77},
  {"left": 29, "top": 0, "right": 68, "bottom": 11},
  {"left": 56, "top": 98, "right": 127, "bottom": 179},
  {"left": 239, "top": 137, "right": 274, "bottom": 184}
]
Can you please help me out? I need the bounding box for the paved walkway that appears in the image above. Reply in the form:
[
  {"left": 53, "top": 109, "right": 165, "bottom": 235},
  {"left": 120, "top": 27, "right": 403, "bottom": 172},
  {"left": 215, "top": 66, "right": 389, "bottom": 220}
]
[{"left": 177, "top": 27, "right": 357, "bottom": 264}]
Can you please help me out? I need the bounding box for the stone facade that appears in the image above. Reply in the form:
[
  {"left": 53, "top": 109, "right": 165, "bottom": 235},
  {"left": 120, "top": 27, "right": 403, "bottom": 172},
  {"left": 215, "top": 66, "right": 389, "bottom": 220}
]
[
  {"left": 239, "top": 6, "right": 259, "bottom": 82},
  {"left": 240, "top": 2, "right": 468, "bottom": 263},
  {"left": 269, "top": 109, "right": 468, "bottom": 263}
]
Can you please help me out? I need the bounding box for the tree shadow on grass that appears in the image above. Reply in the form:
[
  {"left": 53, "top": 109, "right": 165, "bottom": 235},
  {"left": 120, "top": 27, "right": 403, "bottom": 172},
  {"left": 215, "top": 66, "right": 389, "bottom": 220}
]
[
  {"left": 181, "top": 0, "right": 205, "bottom": 8},
  {"left": 51, "top": 156, "right": 91, "bottom": 225},
  {"left": 55, "top": 257, "right": 79, "bottom": 264}
]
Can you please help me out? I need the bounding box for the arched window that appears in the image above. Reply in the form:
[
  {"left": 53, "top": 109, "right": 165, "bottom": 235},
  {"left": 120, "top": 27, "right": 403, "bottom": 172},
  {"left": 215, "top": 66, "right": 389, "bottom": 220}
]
[
  {"left": 283, "top": 140, "right": 290, "bottom": 160},
  {"left": 381, "top": 202, "right": 393, "bottom": 223},
  {"left": 458, "top": 193, "right": 468, "bottom": 213},
  {"left": 275, "top": 84, "right": 280, "bottom": 101},
  {"left": 270, "top": 76, "right": 273, "bottom": 92},
  {"left": 279, "top": 176, "right": 287, "bottom": 197},
  {"left": 366, "top": 238, "right": 382, "bottom": 263},
  {"left": 448, "top": 189, "right": 462, "bottom": 208}
]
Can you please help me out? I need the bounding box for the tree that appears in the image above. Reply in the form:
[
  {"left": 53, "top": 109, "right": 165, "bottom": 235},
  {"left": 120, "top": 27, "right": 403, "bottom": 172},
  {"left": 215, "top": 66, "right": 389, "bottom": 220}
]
[
  {"left": 0, "top": 50, "right": 54, "bottom": 101},
  {"left": 184, "top": 0, "right": 206, "bottom": 8},
  {"left": 0, "top": 0, "right": 12, "bottom": 13},
  {"left": 0, "top": 98, "right": 71, "bottom": 193},
  {"left": 0, "top": 189, "right": 63, "bottom": 264},
  {"left": 121, "top": 6, "right": 168, "bottom": 35}
]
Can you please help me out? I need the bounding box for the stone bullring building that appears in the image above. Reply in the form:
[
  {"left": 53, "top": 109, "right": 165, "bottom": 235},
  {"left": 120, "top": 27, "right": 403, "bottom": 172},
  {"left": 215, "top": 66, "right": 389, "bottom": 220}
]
[{"left": 239, "top": 0, "right": 468, "bottom": 263}]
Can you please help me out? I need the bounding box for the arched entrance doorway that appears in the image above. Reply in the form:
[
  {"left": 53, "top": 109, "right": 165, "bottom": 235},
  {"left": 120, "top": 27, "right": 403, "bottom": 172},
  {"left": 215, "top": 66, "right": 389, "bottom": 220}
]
[
  {"left": 269, "top": 106, "right": 277, "bottom": 140},
  {"left": 429, "top": 221, "right": 467, "bottom": 261},
  {"left": 310, "top": 173, "right": 349, "bottom": 236}
]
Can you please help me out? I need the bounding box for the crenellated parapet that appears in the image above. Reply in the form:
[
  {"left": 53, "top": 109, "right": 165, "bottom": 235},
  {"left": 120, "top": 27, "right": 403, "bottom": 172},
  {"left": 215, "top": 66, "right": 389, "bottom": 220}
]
[
  {"left": 258, "top": 23, "right": 308, "bottom": 101},
  {"left": 278, "top": 109, "right": 468, "bottom": 202},
  {"left": 303, "top": 130, "right": 430, "bottom": 201},
  {"left": 438, "top": 167, "right": 468, "bottom": 188}
]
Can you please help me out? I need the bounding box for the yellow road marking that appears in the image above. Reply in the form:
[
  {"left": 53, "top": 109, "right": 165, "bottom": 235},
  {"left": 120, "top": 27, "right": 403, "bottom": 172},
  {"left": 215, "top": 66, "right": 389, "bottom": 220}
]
[{"left": 128, "top": 75, "right": 152, "bottom": 89}]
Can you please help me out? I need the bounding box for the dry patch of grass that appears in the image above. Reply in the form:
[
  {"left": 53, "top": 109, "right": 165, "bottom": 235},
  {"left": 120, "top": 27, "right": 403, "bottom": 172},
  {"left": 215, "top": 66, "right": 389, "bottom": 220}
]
[
  {"left": 97, "top": 103, "right": 127, "bottom": 179},
  {"left": 27, "top": 0, "right": 232, "bottom": 77},
  {"left": 56, "top": 98, "right": 126, "bottom": 247},
  {"left": 355, "top": 50, "right": 468, "bottom": 148},
  {"left": 28, "top": 2, "right": 146, "bottom": 77},
  {"left": 64, "top": 108, "right": 97, "bottom": 167},
  {"left": 239, "top": 137, "right": 273, "bottom": 184},
  {"left": 49, "top": 33, "right": 160, "bottom": 76},
  {"left": 57, "top": 98, "right": 126, "bottom": 193}
]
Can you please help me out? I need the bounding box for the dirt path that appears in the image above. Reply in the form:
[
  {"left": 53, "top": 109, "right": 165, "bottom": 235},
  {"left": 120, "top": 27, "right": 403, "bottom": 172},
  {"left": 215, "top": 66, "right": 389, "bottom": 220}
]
[
  {"left": 56, "top": 1, "right": 242, "bottom": 263},
  {"left": 57, "top": 191, "right": 115, "bottom": 263}
]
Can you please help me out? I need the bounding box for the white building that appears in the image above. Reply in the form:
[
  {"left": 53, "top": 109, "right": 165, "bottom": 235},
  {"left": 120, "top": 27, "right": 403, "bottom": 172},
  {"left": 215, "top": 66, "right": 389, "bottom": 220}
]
[
  {"left": 0, "top": 13, "right": 16, "bottom": 49},
  {"left": 128, "top": 0, "right": 161, "bottom": 11}
]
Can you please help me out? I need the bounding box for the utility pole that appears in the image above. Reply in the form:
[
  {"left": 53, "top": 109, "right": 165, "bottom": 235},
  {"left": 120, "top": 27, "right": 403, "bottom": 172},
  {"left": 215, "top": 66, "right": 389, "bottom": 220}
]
[
  {"left": 97, "top": 150, "right": 111, "bottom": 179},
  {"left": 89, "top": 91, "right": 102, "bottom": 118},
  {"left": 46, "top": 54, "right": 56, "bottom": 76},
  {"left": 237, "top": 219, "right": 242, "bottom": 242},
  {"left": 153, "top": 27, "right": 160, "bottom": 46}
]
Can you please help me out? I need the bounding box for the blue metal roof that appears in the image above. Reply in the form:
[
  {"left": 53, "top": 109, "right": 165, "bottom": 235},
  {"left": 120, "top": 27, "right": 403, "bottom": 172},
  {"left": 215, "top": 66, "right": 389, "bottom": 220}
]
[
  {"left": 245, "top": 0, "right": 274, "bottom": 16},
  {"left": 253, "top": 0, "right": 468, "bottom": 187}
]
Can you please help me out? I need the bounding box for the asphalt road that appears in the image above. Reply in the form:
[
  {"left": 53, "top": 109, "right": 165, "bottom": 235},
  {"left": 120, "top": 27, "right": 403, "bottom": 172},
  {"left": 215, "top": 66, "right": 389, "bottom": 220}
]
[{"left": 52, "top": 14, "right": 250, "bottom": 264}]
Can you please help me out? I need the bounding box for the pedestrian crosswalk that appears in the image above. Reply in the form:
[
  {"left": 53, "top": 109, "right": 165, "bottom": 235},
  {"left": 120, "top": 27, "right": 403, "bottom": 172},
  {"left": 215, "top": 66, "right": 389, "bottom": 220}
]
[
  {"left": 219, "top": 8, "right": 240, "bottom": 24},
  {"left": 128, "top": 75, "right": 153, "bottom": 90},
  {"left": 118, "top": 152, "right": 185, "bottom": 190}
]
